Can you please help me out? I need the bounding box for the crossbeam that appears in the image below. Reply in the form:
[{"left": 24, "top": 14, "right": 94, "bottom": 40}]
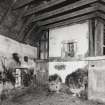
[
  {"left": 38, "top": 6, "right": 98, "bottom": 26},
  {"left": 25, "top": 0, "right": 66, "bottom": 16},
  {"left": 13, "top": 0, "right": 34, "bottom": 9},
  {"left": 29, "top": 0, "right": 98, "bottom": 22},
  {"left": 45, "top": 13, "right": 97, "bottom": 29}
]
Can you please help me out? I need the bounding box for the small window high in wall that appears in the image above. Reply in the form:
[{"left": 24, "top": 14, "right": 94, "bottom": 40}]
[{"left": 61, "top": 41, "right": 77, "bottom": 58}]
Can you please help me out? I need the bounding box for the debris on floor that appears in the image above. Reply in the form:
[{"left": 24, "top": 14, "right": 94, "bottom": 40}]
[{"left": 1, "top": 86, "right": 105, "bottom": 105}]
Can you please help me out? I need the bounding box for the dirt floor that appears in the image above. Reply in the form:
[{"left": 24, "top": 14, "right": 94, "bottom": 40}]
[{"left": 1, "top": 87, "right": 105, "bottom": 105}]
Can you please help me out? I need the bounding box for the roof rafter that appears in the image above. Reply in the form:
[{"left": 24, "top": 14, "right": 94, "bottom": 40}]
[
  {"left": 38, "top": 6, "right": 98, "bottom": 26},
  {"left": 25, "top": 0, "right": 66, "bottom": 16},
  {"left": 45, "top": 12, "right": 97, "bottom": 29},
  {"left": 28, "top": 0, "right": 98, "bottom": 22},
  {"left": 13, "top": 0, "right": 34, "bottom": 9}
]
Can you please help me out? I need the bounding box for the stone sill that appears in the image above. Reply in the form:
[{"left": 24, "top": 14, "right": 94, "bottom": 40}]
[{"left": 35, "top": 56, "right": 105, "bottom": 62}]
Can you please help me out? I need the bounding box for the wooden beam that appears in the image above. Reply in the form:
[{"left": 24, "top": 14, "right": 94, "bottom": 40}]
[
  {"left": 24, "top": 24, "right": 46, "bottom": 43},
  {"left": 25, "top": 0, "right": 66, "bottom": 16},
  {"left": 98, "top": 3, "right": 105, "bottom": 12},
  {"left": 45, "top": 13, "right": 97, "bottom": 29},
  {"left": 38, "top": 6, "right": 98, "bottom": 26},
  {"left": 101, "top": 0, "right": 105, "bottom": 3},
  {"left": 13, "top": 0, "right": 34, "bottom": 9},
  {"left": 18, "top": 15, "right": 34, "bottom": 42},
  {"left": 29, "top": 0, "right": 98, "bottom": 22},
  {"left": 97, "top": 12, "right": 105, "bottom": 20},
  {"left": 94, "top": 18, "right": 104, "bottom": 56},
  {"left": 23, "top": 23, "right": 38, "bottom": 42},
  {"left": 34, "top": 27, "right": 47, "bottom": 40},
  {"left": 89, "top": 19, "right": 95, "bottom": 56}
]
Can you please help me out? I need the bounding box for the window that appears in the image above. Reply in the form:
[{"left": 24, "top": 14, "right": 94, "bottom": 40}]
[
  {"left": 61, "top": 41, "right": 77, "bottom": 58},
  {"left": 67, "top": 42, "right": 75, "bottom": 57},
  {"left": 37, "top": 31, "right": 49, "bottom": 59}
]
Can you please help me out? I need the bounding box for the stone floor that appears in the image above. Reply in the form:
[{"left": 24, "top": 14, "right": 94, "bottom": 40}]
[{"left": 1, "top": 87, "right": 105, "bottom": 105}]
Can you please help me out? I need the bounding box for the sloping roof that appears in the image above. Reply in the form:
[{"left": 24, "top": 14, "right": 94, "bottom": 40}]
[{"left": 0, "top": 0, "right": 105, "bottom": 46}]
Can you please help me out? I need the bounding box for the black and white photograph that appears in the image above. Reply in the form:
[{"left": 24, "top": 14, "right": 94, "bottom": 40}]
[{"left": 0, "top": 0, "right": 105, "bottom": 105}]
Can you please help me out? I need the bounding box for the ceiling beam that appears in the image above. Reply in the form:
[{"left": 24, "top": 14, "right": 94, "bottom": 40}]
[
  {"left": 13, "top": 0, "right": 34, "bottom": 9},
  {"left": 97, "top": 12, "right": 105, "bottom": 20},
  {"left": 24, "top": 24, "right": 38, "bottom": 42},
  {"left": 29, "top": 0, "right": 98, "bottom": 22},
  {"left": 101, "top": 0, "right": 105, "bottom": 3},
  {"left": 17, "top": 15, "right": 34, "bottom": 42},
  {"left": 24, "top": 26, "right": 46, "bottom": 44},
  {"left": 38, "top": 6, "right": 98, "bottom": 26},
  {"left": 45, "top": 12, "right": 97, "bottom": 29},
  {"left": 98, "top": 3, "right": 105, "bottom": 12},
  {"left": 25, "top": 0, "right": 66, "bottom": 16}
]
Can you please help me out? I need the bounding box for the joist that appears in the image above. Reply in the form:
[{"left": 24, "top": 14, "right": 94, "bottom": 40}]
[
  {"left": 25, "top": 0, "right": 66, "bottom": 16},
  {"left": 45, "top": 13, "right": 97, "bottom": 29},
  {"left": 29, "top": 0, "right": 98, "bottom": 22},
  {"left": 38, "top": 6, "right": 98, "bottom": 26},
  {"left": 13, "top": 0, "right": 34, "bottom": 9}
]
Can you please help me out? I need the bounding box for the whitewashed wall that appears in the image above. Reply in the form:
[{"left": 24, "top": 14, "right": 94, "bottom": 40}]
[
  {"left": 49, "top": 61, "right": 88, "bottom": 83},
  {"left": 0, "top": 35, "right": 37, "bottom": 71},
  {"left": 0, "top": 35, "right": 37, "bottom": 58},
  {"left": 49, "top": 21, "right": 89, "bottom": 57},
  {"left": 49, "top": 21, "right": 89, "bottom": 82}
]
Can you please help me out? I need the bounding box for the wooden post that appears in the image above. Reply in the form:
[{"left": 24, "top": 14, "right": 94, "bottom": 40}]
[
  {"left": 94, "top": 18, "right": 104, "bottom": 56},
  {"left": 89, "top": 19, "right": 95, "bottom": 56}
]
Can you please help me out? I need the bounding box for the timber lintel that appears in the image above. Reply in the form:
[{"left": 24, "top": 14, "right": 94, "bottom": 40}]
[
  {"left": 44, "top": 12, "right": 98, "bottom": 29},
  {"left": 38, "top": 6, "right": 98, "bottom": 26}
]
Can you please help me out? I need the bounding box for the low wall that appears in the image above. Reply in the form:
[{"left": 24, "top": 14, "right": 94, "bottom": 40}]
[{"left": 0, "top": 34, "right": 37, "bottom": 58}]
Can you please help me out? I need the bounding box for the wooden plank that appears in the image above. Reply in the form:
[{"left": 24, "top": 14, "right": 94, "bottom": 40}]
[
  {"left": 29, "top": 0, "right": 98, "bottom": 22},
  {"left": 13, "top": 0, "right": 34, "bottom": 9},
  {"left": 38, "top": 6, "right": 98, "bottom": 26},
  {"left": 45, "top": 13, "right": 97, "bottom": 29},
  {"left": 25, "top": 0, "right": 66, "bottom": 16}
]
